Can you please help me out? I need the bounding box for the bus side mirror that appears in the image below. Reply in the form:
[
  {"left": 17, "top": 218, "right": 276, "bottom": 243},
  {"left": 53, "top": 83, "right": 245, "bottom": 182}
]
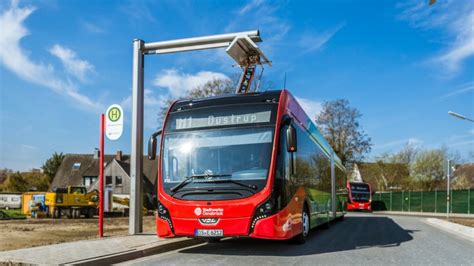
[
  {"left": 286, "top": 124, "right": 297, "bottom": 153},
  {"left": 148, "top": 129, "right": 162, "bottom": 160}
]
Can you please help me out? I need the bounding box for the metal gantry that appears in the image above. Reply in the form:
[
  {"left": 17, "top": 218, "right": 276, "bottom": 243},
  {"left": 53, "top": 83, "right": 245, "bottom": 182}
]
[{"left": 129, "top": 30, "right": 270, "bottom": 234}]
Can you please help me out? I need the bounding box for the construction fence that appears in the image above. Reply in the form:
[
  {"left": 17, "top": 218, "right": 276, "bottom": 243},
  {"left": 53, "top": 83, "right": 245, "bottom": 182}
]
[{"left": 373, "top": 188, "right": 474, "bottom": 214}]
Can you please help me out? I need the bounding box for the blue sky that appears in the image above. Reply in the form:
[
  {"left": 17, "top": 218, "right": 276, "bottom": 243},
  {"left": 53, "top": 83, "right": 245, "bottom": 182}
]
[{"left": 0, "top": 0, "right": 473, "bottom": 171}]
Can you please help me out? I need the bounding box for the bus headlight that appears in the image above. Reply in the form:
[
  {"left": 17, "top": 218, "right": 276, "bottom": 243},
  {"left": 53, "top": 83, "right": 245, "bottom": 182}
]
[
  {"left": 264, "top": 201, "right": 273, "bottom": 211},
  {"left": 250, "top": 197, "right": 277, "bottom": 233},
  {"left": 157, "top": 202, "right": 174, "bottom": 232}
]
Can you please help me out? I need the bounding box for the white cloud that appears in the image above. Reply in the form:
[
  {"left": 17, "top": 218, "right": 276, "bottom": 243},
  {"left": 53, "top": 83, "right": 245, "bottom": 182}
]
[
  {"left": 438, "top": 82, "right": 474, "bottom": 100},
  {"left": 120, "top": 88, "right": 171, "bottom": 129},
  {"left": 238, "top": 0, "right": 265, "bottom": 15},
  {"left": 120, "top": 95, "right": 132, "bottom": 110},
  {"left": 398, "top": 1, "right": 474, "bottom": 74},
  {"left": 21, "top": 144, "right": 38, "bottom": 150},
  {"left": 299, "top": 23, "right": 345, "bottom": 54},
  {"left": 49, "top": 44, "right": 94, "bottom": 82},
  {"left": 0, "top": 1, "right": 101, "bottom": 111},
  {"left": 153, "top": 69, "right": 229, "bottom": 98},
  {"left": 295, "top": 96, "right": 322, "bottom": 120},
  {"left": 450, "top": 140, "right": 474, "bottom": 147},
  {"left": 374, "top": 138, "right": 423, "bottom": 150},
  {"left": 81, "top": 21, "right": 105, "bottom": 34},
  {"left": 226, "top": 1, "right": 290, "bottom": 46}
]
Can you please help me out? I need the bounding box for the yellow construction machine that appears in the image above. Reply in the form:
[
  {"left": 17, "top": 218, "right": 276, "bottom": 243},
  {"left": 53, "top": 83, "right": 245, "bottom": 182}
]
[{"left": 45, "top": 186, "right": 98, "bottom": 218}]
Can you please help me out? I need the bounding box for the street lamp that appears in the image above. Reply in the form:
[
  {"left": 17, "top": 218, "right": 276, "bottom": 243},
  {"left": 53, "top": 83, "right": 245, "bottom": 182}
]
[
  {"left": 448, "top": 111, "right": 474, "bottom": 122},
  {"left": 446, "top": 110, "right": 472, "bottom": 218}
]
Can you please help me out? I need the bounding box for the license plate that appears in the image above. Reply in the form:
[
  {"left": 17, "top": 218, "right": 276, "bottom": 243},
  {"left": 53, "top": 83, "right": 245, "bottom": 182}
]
[
  {"left": 359, "top": 206, "right": 365, "bottom": 209},
  {"left": 195, "top": 229, "right": 223, "bottom": 237}
]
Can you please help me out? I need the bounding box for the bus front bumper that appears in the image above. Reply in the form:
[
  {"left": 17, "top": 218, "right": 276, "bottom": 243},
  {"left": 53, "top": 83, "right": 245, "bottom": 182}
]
[
  {"left": 157, "top": 215, "right": 251, "bottom": 238},
  {"left": 156, "top": 212, "right": 297, "bottom": 240},
  {"left": 347, "top": 202, "right": 372, "bottom": 211}
]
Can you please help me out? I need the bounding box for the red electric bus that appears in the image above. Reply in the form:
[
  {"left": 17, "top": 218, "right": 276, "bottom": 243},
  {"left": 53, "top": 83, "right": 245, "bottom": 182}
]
[
  {"left": 346, "top": 182, "right": 372, "bottom": 211},
  {"left": 148, "top": 89, "right": 347, "bottom": 243}
]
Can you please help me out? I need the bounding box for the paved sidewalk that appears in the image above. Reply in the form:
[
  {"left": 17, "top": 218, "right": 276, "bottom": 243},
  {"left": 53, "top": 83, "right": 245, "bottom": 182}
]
[
  {"left": 0, "top": 234, "right": 202, "bottom": 265},
  {"left": 425, "top": 218, "right": 474, "bottom": 242},
  {"left": 373, "top": 211, "right": 474, "bottom": 218}
]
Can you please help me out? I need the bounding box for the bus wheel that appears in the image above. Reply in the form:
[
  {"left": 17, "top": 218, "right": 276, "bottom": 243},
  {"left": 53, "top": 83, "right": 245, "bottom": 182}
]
[{"left": 292, "top": 207, "right": 309, "bottom": 244}]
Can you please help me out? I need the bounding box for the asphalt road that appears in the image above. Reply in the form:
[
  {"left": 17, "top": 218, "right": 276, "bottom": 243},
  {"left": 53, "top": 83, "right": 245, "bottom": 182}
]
[{"left": 121, "top": 213, "right": 474, "bottom": 265}]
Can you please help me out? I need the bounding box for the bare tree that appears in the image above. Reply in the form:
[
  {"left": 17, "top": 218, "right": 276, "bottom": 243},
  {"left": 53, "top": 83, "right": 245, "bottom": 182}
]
[
  {"left": 158, "top": 78, "right": 234, "bottom": 121},
  {"left": 158, "top": 75, "right": 275, "bottom": 121},
  {"left": 391, "top": 142, "right": 420, "bottom": 165},
  {"left": 315, "top": 99, "right": 372, "bottom": 166}
]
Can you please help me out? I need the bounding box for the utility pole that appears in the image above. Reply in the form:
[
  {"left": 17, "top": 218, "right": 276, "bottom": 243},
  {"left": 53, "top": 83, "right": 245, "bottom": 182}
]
[{"left": 446, "top": 159, "right": 451, "bottom": 219}]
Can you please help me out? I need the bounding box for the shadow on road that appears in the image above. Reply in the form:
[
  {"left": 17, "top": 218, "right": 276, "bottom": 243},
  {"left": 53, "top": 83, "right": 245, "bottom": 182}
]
[{"left": 179, "top": 215, "right": 417, "bottom": 257}]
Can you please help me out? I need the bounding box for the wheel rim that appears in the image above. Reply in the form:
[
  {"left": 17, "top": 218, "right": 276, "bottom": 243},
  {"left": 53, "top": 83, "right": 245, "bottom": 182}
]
[{"left": 302, "top": 211, "right": 309, "bottom": 236}]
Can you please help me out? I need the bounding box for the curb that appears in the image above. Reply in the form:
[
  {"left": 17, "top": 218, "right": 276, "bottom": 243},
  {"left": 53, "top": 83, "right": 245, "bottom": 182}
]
[
  {"left": 424, "top": 218, "right": 474, "bottom": 243},
  {"left": 373, "top": 211, "right": 474, "bottom": 219},
  {"left": 68, "top": 238, "right": 205, "bottom": 265}
]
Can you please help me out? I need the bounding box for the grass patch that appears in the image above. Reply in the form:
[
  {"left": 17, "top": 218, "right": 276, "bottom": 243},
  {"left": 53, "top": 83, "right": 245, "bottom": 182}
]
[{"left": 0, "top": 209, "right": 26, "bottom": 219}]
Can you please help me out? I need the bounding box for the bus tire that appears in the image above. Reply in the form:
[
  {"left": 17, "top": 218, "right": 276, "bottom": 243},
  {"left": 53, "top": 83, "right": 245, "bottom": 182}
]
[{"left": 292, "top": 207, "right": 310, "bottom": 244}]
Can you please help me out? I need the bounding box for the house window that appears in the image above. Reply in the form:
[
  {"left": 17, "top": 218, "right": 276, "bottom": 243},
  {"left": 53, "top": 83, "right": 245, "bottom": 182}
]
[
  {"left": 83, "top": 176, "right": 97, "bottom": 187},
  {"left": 106, "top": 176, "right": 112, "bottom": 186},
  {"left": 72, "top": 163, "right": 81, "bottom": 170},
  {"left": 116, "top": 176, "right": 122, "bottom": 186}
]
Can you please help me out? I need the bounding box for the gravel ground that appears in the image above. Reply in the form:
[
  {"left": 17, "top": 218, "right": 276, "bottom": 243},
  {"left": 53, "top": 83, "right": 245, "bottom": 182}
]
[
  {"left": 0, "top": 216, "right": 156, "bottom": 251},
  {"left": 446, "top": 218, "right": 474, "bottom": 227}
]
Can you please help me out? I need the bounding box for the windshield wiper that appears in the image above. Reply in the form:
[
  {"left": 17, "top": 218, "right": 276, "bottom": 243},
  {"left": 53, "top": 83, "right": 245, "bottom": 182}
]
[
  {"left": 170, "top": 174, "right": 232, "bottom": 193},
  {"left": 219, "top": 179, "right": 258, "bottom": 190},
  {"left": 200, "top": 178, "right": 258, "bottom": 190}
]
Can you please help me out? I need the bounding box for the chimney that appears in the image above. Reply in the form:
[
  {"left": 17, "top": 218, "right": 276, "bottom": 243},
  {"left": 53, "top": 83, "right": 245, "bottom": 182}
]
[
  {"left": 116, "top": 150, "right": 123, "bottom": 161},
  {"left": 93, "top": 148, "right": 99, "bottom": 159}
]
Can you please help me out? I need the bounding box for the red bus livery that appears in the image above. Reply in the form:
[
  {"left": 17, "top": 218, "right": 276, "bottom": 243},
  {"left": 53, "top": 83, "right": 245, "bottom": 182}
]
[
  {"left": 346, "top": 182, "right": 372, "bottom": 211},
  {"left": 149, "top": 90, "right": 347, "bottom": 243}
]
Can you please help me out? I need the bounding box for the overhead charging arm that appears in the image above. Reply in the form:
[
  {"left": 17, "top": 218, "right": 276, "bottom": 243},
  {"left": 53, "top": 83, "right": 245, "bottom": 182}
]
[
  {"left": 130, "top": 30, "right": 269, "bottom": 235},
  {"left": 226, "top": 35, "right": 272, "bottom": 94}
]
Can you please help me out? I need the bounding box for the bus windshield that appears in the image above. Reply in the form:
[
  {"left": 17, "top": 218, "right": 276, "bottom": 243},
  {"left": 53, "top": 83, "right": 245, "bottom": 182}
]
[
  {"left": 349, "top": 183, "right": 370, "bottom": 203},
  {"left": 161, "top": 104, "right": 276, "bottom": 200}
]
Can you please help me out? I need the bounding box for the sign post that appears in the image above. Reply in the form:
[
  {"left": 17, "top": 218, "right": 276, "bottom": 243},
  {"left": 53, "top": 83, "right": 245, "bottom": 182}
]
[
  {"left": 99, "top": 104, "right": 124, "bottom": 237},
  {"left": 99, "top": 114, "right": 105, "bottom": 238}
]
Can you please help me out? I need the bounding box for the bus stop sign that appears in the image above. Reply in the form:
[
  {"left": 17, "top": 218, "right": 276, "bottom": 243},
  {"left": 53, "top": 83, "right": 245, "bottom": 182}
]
[{"left": 105, "top": 104, "right": 123, "bottom": 140}]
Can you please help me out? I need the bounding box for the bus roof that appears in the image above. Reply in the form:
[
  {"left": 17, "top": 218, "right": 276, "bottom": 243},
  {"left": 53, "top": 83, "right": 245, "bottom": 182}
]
[{"left": 170, "top": 90, "right": 282, "bottom": 113}]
